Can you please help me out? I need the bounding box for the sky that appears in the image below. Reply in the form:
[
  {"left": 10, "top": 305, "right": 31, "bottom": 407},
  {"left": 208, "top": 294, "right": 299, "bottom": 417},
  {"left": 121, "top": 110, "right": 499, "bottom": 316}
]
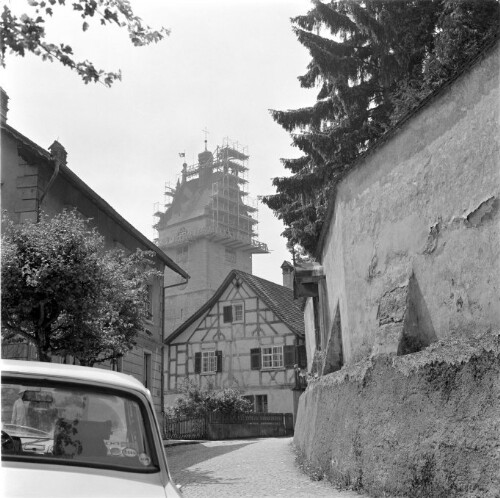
[{"left": 1, "top": 0, "right": 316, "bottom": 285}]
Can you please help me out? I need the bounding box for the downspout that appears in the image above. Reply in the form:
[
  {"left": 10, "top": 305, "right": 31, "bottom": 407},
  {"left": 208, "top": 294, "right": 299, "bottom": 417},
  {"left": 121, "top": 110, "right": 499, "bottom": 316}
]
[{"left": 161, "top": 284, "right": 166, "bottom": 423}]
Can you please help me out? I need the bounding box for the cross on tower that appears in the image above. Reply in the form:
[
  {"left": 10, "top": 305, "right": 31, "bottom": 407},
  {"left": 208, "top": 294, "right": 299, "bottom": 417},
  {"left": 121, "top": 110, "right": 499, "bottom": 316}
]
[{"left": 202, "top": 127, "right": 209, "bottom": 151}]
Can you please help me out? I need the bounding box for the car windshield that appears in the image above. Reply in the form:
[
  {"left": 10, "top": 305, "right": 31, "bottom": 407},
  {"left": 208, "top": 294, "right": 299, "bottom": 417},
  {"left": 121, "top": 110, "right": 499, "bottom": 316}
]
[{"left": 1, "top": 379, "right": 159, "bottom": 473}]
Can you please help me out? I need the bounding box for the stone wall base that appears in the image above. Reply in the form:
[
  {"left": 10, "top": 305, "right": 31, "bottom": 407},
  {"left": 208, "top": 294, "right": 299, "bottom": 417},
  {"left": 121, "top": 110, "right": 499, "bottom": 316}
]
[{"left": 294, "top": 333, "right": 500, "bottom": 497}]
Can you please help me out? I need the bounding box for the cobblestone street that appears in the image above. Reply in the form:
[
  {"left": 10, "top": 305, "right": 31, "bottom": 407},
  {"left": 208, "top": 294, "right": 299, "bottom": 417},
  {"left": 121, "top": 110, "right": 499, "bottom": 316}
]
[{"left": 166, "top": 438, "right": 368, "bottom": 497}]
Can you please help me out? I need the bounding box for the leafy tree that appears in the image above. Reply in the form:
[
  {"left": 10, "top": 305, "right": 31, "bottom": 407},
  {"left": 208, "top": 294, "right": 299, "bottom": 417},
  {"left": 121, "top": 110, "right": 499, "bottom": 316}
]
[
  {"left": 1, "top": 210, "right": 159, "bottom": 365},
  {"left": 263, "top": 0, "right": 499, "bottom": 256},
  {"left": 166, "top": 379, "right": 252, "bottom": 419},
  {"left": 0, "top": 0, "right": 170, "bottom": 86}
]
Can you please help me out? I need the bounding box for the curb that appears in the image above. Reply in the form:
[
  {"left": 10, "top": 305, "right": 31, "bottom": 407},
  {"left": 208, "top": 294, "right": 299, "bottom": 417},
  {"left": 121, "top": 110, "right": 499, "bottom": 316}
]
[{"left": 163, "top": 440, "right": 205, "bottom": 448}]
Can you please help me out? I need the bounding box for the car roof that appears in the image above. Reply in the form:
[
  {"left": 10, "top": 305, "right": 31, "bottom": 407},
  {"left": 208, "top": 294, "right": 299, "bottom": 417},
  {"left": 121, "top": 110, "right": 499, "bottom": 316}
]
[{"left": 1, "top": 359, "right": 148, "bottom": 395}]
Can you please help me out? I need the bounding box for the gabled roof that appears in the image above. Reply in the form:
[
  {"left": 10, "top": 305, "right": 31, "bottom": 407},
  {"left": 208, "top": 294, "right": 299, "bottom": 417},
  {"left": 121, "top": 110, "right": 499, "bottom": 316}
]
[
  {"left": 1, "top": 122, "right": 189, "bottom": 280},
  {"left": 164, "top": 269, "right": 304, "bottom": 344}
]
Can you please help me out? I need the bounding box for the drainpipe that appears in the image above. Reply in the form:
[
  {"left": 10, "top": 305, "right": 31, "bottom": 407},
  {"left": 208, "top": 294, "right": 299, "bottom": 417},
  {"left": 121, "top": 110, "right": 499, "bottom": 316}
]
[
  {"left": 161, "top": 284, "right": 166, "bottom": 423},
  {"left": 38, "top": 141, "right": 66, "bottom": 220}
]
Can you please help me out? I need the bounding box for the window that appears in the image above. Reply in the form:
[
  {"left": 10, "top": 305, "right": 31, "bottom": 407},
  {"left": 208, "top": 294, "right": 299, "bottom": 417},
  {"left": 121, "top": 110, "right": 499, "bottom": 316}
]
[
  {"left": 234, "top": 303, "right": 243, "bottom": 322},
  {"left": 225, "top": 248, "right": 236, "bottom": 264},
  {"left": 261, "top": 346, "right": 283, "bottom": 369},
  {"left": 176, "top": 244, "right": 188, "bottom": 263},
  {"left": 251, "top": 345, "right": 302, "bottom": 370},
  {"left": 194, "top": 351, "right": 222, "bottom": 374},
  {"left": 223, "top": 302, "right": 244, "bottom": 323},
  {"left": 1, "top": 379, "right": 159, "bottom": 472},
  {"left": 241, "top": 395, "right": 267, "bottom": 413},
  {"left": 143, "top": 352, "right": 152, "bottom": 389},
  {"left": 201, "top": 351, "right": 217, "bottom": 374},
  {"left": 255, "top": 395, "right": 268, "bottom": 413}
]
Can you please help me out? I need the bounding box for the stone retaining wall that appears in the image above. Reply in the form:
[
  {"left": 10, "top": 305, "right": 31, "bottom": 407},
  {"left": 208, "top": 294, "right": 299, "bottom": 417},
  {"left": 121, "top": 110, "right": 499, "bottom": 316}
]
[{"left": 294, "top": 334, "right": 500, "bottom": 497}]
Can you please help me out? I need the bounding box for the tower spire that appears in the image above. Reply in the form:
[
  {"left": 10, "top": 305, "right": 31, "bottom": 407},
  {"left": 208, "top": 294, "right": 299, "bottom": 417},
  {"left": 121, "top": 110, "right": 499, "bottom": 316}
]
[{"left": 202, "top": 127, "right": 209, "bottom": 151}]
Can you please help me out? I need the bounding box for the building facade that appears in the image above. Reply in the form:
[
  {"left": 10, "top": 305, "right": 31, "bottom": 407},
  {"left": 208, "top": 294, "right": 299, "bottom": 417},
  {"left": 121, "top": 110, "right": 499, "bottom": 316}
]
[
  {"left": 164, "top": 269, "right": 306, "bottom": 422},
  {"left": 0, "top": 91, "right": 189, "bottom": 416}
]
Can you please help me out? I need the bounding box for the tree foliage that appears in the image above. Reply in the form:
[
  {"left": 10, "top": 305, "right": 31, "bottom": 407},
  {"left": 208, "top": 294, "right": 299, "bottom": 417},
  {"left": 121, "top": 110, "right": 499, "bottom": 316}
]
[
  {"left": 263, "top": 0, "right": 499, "bottom": 256},
  {"left": 0, "top": 0, "right": 170, "bottom": 86},
  {"left": 166, "top": 379, "right": 252, "bottom": 419},
  {"left": 1, "top": 210, "right": 159, "bottom": 365}
]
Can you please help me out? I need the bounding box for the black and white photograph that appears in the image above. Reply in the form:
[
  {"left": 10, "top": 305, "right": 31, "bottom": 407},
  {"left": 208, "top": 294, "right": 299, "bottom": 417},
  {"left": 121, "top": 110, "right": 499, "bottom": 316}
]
[{"left": 1, "top": 1, "right": 499, "bottom": 497}]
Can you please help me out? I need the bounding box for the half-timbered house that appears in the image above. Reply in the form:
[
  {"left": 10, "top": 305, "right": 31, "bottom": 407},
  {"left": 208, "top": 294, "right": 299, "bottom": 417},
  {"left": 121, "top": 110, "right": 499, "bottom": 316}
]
[{"left": 164, "top": 269, "right": 306, "bottom": 421}]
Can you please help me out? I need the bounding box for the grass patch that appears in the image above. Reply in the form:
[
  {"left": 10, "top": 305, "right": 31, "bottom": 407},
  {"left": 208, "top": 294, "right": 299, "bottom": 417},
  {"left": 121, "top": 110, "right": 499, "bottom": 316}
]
[{"left": 291, "top": 441, "right": 325, "bottom": 481}]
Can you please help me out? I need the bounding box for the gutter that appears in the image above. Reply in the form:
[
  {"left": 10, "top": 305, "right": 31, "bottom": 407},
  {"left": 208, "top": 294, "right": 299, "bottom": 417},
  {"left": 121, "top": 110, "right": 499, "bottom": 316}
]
[{"left": 164, "top": 277, "right": 190, "bottom": 289}]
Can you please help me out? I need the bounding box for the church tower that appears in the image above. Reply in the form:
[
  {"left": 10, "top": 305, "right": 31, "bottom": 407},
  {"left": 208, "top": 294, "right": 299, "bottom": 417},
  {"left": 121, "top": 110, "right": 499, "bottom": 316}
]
[{"left": 154, "top": 137, "right": 269, "bottom": 337}]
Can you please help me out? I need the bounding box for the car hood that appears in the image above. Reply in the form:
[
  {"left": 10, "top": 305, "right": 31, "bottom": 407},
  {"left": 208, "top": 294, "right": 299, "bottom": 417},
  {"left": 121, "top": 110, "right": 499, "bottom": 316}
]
[{"left": 1, "top": 464, "right": 179, "bottom": 497}]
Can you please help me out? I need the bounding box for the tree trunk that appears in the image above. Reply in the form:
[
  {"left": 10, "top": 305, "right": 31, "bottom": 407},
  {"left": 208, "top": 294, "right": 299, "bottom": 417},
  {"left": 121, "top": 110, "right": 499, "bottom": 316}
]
[
  {"left": 37, "top": 345, "right": 51, "bottom": 362},
  {"left": 35, "top": 325, "right": 52, "bottom": 362}
]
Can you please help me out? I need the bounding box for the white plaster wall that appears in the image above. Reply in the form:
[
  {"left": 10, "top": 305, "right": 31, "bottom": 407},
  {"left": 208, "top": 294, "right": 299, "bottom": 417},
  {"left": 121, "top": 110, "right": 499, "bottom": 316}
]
[
  {"left": 165, "top": 276, "right": 300, "bottom": 415},
  {"left": 321, "top": 44, "right": 500, "bottom": 364}
]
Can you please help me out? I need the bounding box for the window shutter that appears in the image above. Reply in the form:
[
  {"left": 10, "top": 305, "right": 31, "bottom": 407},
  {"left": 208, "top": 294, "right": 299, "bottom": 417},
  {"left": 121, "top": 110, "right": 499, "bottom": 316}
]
[
  {"left": 297, "top": 344, "right": 307, "bottom": 368},
  {"left": 284, "top": 345, "right": 296, "bottom": 368},
  {"left": 223, "top": 305, "right": 233, "bottom": 323},
  {"left": 216, "top": 350, "right": 223, "bottom": 372},
  {"left": 194, "top": 352, "right": 201, "bottom": 373},
  {"left": 250, "top": 348, "right": 261, "bottom": 370}
]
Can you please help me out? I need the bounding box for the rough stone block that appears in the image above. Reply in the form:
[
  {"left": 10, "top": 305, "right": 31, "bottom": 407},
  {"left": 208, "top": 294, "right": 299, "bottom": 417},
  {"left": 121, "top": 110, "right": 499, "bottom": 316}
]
[{"left": 372, "top": 322, "right": 404, "bottom": 356}]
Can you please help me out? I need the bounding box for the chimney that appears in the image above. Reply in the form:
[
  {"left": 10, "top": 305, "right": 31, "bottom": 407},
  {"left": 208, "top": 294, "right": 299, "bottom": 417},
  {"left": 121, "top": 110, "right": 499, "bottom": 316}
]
[
  {"left": 48, "top": 140, "right": 67, "bottom": 167},
  {"left": 1, "top": 87, "right": 9, "bottom": 124},
  {"left": 40, "top": 141, "right": 67, "bottom": 206},
  {"left": 281, "top": 261, "right": 294, "bottom": 290}
]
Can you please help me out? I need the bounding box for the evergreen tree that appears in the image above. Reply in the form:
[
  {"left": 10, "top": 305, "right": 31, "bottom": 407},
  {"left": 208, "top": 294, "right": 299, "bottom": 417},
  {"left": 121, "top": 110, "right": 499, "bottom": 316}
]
[{"left": 264, "top": 0, "right": 499, "bottom": 256}]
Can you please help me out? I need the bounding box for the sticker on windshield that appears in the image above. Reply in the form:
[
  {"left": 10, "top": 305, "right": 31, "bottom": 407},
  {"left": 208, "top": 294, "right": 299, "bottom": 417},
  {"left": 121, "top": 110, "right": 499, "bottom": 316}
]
[
  {"left": 138, "top": 453, "right": 151, "bottom": 466},
  {"left": 109, "top": 447, "right": 123, "bottom": 456},
  {"left": 123, "top": 447, "right": 137, "bottom": 458}
]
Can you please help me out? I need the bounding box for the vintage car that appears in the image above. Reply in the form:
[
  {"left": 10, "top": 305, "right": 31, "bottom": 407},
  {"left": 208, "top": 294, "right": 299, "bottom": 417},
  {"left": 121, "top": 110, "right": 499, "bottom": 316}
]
[{"left": 1, "top": 359, "right": 182, "bottom": 497}]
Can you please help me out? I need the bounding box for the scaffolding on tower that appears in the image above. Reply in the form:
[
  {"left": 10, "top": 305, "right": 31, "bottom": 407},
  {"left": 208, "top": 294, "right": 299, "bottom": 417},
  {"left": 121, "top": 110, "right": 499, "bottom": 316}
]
[
  {"left": 154, "top": 138, "right": 268, "bottom": 254},
  {"left": 209, "top": 137, "right": 257, "bottom": 245}
]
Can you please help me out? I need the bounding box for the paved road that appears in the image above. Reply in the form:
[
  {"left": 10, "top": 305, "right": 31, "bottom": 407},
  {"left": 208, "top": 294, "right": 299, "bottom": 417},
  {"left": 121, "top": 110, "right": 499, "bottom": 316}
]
[{"left": 165, "top": 437, "right": 368, "bottom": 497}]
